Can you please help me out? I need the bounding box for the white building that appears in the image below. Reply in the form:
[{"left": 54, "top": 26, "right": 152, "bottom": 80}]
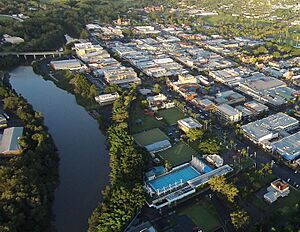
[
  {"left": 95, "top": 92, "right": 119, "bottom": 106},
  {"left": 177, "top": 117, "right": 202, "bottom": 133},
  {"left": 216, "top": 104, "right": 242, "bottom": 123},
  {"left": 264, "top": 179, "right": 290, "bottom": 203}
]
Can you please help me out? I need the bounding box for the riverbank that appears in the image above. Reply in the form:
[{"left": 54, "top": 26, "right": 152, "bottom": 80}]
[
  {"left": 32, "top": 61, "right": 112, "bottom": 131},
  {"left": 31, "top": 60, "right": 147, "bottom": 232},
  {"left": 9, "top": 66, "right": 110, "bottom": 232},
  {"left": 0, "top": 76, "right": 59, "bottom": 231}
]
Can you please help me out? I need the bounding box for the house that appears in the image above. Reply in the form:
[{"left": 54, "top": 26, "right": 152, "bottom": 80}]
[
  {"left": 216, "top": 104, "right": 242, "bottom": 123},
  {"left": 264, "top": 179, "right": 290, "bottom": 203},
  {"left": 177, "top": 117, "right": 202, "bottom": 133},
  {"left": 0, "top": 127, "right": 23, "bottom": 155}
]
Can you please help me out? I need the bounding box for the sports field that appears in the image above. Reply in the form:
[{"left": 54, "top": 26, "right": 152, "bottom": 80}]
[
  {"left": 157, "top": 107, "right": 186, "bottom": 125},
  {"left": 159, "top": 141, "right": 198, "bottom": 166},
  {"left": 133, "top": 128, "right": 169, "bottom": 147},
  {"left": 179, "top": 200, "right": 221, "bottom": 232},
  {"left": 129, "top": 99, "right": 165, "bottom": 134}
]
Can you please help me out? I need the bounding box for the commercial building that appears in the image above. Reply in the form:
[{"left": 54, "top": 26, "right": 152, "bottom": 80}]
[
  {"left": 244, "top": 101, "right": 269, "bottom": 115},
  {"left": 237, "top": 73, "right": 288, "bottom": 107},
  {"left": 272, "top": 131, "right": 300, "bottom": 161},
  {"left": 74, "top": 42, "right": 103, "bottom": 57},
  {"left": 0, "top": 127, "right": 23, "bottom": 155},
  {"left": 215, "top": 90, "right": 246, "bottom": 105},
  {"left": 216, "top": 104, "right": 242, "bottom": 123},
  {"left": 50, "top": 59, "right": 82, "bottom": 70},
  {"left": 103, "top": 67, "right": 140, "bottom": 85},
  {"left": 177, "top": 117, "right": 202, "bottom": 133},
  {"left": 241, "top": 113, "right": 299, "bottom": 149},
  {"left": 94, "top": 92, "right": 119, "bottom": 106},
  {"left": 192, "top": 98, "right": 215, "bottom": 111},
  {"left": 264, "top": 179, "right": 290, "bottom": 203}
]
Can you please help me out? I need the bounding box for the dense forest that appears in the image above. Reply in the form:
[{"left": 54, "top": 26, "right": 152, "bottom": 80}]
[
  {"left": 0, "top": 78, "right": 59, "bottom": 232},
  {"left": 88, "top": 86, "right": 147, "bottom": 232}
]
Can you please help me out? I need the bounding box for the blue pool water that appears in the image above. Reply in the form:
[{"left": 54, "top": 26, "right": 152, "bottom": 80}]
[{"left": 148, "top": 166, "right": 200, "bottom": 193}]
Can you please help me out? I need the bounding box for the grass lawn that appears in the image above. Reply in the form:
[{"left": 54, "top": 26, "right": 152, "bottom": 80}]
[
  {"left": 129, "top": 99, "right": 166, "bottom": 134},
  {"left": 251, "top": 188, "right": 300, "bottom": 212},
  {"left": 179, "top": 200, "right": 221, "bottom": 232},
  {"left": 157, "top": 107, "right": 186, "bottom": 125},
  {"left": 133, "top": 128, "right": 169, "bottom": 147},
  {"left": 159, "top": 141, "right": 198, "bottom": 166}
]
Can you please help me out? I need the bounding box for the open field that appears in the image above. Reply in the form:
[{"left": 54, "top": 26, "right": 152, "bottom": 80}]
[
  {"left": 179, "top": 200, "right": 221, "bottom": 232},
  {"left": 129, "top": 99, "right": 166, "bottom": 134},
  {"left": 157, "top": 107, "right": 186, "bottom": 125},
  {"left": 133, "top": 128, "right": 169, "bottom": 147},
  {"left": 159, "top": 141, "right": 198, "bottom": 166}
]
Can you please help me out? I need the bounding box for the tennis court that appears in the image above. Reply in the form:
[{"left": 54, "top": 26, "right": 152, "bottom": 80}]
[
  {"left": 133, "top": 128, "right": 169, "bottom": 147},
  {"left": 148, "top": 165, "right": 200, "bottom": 193}
]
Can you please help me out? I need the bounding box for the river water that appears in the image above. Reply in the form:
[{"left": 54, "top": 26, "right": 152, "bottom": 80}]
[{"left": 9, "top": 66, "right": 109, "bottom": 232}]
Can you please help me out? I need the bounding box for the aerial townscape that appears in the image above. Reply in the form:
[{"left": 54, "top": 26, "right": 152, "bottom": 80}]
[{"left": 0, "top": 0, "right": 300, "bottom": 232}]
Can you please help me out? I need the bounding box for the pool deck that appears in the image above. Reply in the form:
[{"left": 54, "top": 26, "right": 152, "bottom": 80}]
[{"left": 148, "top": 165, "right": 200, "bottom": 193}]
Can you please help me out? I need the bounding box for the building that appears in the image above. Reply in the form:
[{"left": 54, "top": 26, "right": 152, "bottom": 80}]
[
  {"left": 3, "top": 34, "right": 24, "bottom": 44},
  {"left": 145, "top": 156, "right": 233, "bottom": 209},
  {"left": 50, "top": 59, "right": 82, "bottom": 70},
  {"left": 215, "top": 90, "right": 246, "bottom": 105},
  {"left": 216, "top": 104, "right": 242, "bottom": 123},
  {"left": 237, "top": 73, "right": 287, "bottom": 107},
  {"left": 74, "top": 42, "right": 103, "bottom": 57},
  {"left": 94, "top": 92, "right": 119, "bottom": 106},
  {"left": 264, "top": 179, "right": 290, "bottom": 203},
  {"left": 0, "top": 127, "right": 23, "bottom": 155},
  {"left": 147, "top": 94, "right": 174, "bottom": 111},
  {"left": 241, "top": 113, "right": 299, "bottom": 149},
  {"left": 205, "top": 154, "right": 224, "bottom": 168},
  {"left": 103, "top": 67, "right": 140, "bottom": 85},
  {"left": 192, "top": 98, "right": 215, "bottom": 111},
  {"left": 272, "top": 131, "right": 300, "bottom": 161},
  {"left": 133, "top": 128, "right": 172, "bottom": 153},
  {"left": 244, "top": 101, "right": 269, "bottom": 115},
  {"left": 177, "top": 117, "right": 202, "bottom": 133}
]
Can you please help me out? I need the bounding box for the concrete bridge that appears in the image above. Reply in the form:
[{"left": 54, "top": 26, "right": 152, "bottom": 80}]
[{"left": 0, "top": 51, "right": 64, "bottom": 59}]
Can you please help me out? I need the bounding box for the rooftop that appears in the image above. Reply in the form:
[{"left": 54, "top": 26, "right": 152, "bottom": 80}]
[
  {"left": 217, "top": 104, "right": 241, "bottom": 116},
  {"left": 178, "top": 117, "right": 202, "bottom": 129},
  {"left": 272, "top": 131, "right": 300, "bottom": 160},
  {"left": 0, "top": 127, "right": 23, "bottom": 154}
]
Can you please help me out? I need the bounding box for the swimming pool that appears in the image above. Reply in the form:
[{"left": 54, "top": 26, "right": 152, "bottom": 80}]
[{"left": 148, "top": 165, "right": 200, "bottom": 193}]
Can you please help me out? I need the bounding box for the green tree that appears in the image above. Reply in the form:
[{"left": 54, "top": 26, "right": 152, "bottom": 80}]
[
  {"left": 185, "top": 128, "right": 204, "bottom": 142},
  {"left": 198, "top": 138, "right": 221, "bottom": 155},
  {"left": 153, "top": 84, "right": 161, "bottom": 94},
  {"left": 230, "top": 209, "right": 249, "bottom": 230}
]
